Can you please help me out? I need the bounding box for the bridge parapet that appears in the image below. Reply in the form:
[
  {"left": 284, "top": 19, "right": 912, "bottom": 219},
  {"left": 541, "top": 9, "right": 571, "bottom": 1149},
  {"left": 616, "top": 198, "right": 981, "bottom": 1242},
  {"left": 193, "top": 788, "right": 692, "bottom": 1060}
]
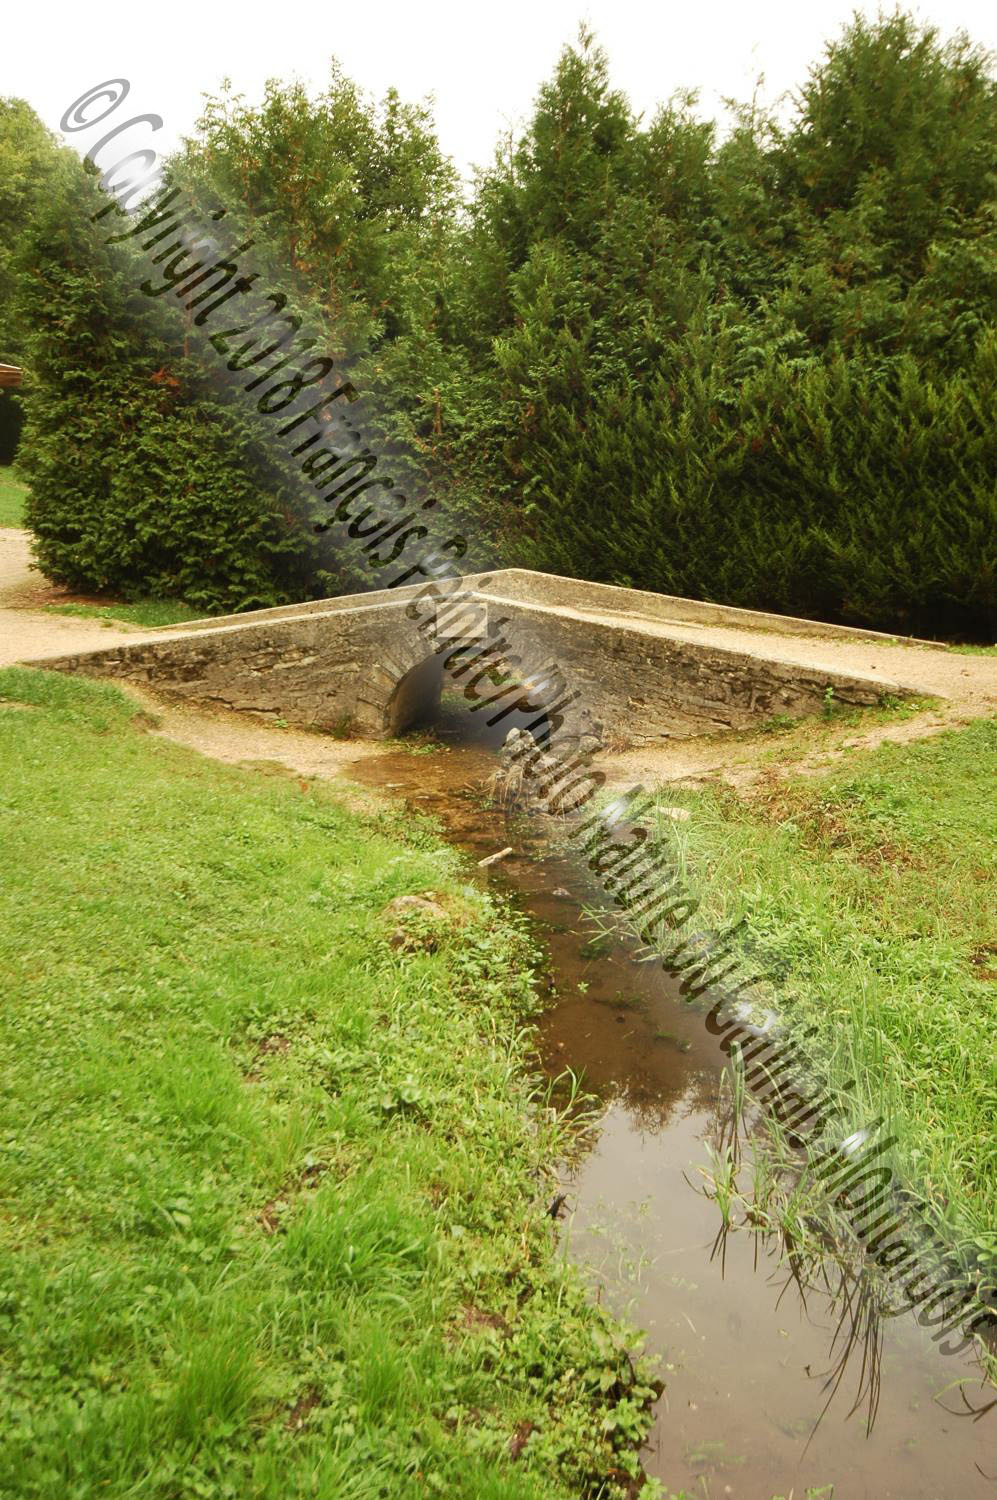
[{"left": 27, "top": 569, "right": 913, "bottom": 746}]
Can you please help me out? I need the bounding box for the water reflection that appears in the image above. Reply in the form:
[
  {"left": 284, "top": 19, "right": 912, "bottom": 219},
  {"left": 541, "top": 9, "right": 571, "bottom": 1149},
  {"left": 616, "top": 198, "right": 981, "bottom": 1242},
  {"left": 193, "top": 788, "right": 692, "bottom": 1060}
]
[{"left": 700, "top": 1081, "right": 997, "bottom": 1446}]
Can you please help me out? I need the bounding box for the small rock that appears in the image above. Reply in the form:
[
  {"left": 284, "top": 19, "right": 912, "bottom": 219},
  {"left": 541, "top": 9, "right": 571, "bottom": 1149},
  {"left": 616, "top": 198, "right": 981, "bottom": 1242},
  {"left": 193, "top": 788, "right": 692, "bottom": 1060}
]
[
  {"left": 551, "top": 887, "right": 572, "bottom": 899},
  {"left": 382, "top": 892, "right": 451, "bottom": 953},
  {"left": 660, "top": 806, "right": 691, "bottom": 821},
  {"left": 382, "top": 893, "right": 449, "bottom": 922}
]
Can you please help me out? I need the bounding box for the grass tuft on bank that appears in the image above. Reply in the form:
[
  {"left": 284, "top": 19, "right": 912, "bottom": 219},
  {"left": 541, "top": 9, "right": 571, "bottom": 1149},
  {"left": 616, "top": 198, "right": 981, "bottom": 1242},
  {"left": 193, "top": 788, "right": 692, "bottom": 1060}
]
[
  {"left": 647, "top": 719, "right": 997, "bottom": 1271},
  {"left": 0, "top": 668, "right": 659, "bottom": 1500}
]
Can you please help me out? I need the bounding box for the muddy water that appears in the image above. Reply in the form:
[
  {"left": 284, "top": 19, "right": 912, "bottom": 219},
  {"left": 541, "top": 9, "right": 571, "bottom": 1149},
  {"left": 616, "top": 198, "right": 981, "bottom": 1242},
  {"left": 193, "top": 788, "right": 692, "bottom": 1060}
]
[{"left": 349, "top": 737, "right": 995, "bottom": 1499}]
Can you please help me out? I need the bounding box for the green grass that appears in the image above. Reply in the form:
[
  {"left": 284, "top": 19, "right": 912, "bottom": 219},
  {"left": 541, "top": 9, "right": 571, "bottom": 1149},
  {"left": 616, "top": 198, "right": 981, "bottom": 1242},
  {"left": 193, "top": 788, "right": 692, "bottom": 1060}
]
[
  {"left": 43, "top": 599, "right": 205, "bottom": 628},
  {"left": 646, "top": 719, "right": 997, "bottom": 1266},
  {"left": 0, "top": 669, "right": 659, "bottom": 1500},
  {"left": 947, "top": 643, "right": 997, "bottom": 656},
  {"left": 0, "top": 467, "right": 27, "bottom": 527},
  {"left": 748, "top": 692, "right": 935, "bottom": 746}
]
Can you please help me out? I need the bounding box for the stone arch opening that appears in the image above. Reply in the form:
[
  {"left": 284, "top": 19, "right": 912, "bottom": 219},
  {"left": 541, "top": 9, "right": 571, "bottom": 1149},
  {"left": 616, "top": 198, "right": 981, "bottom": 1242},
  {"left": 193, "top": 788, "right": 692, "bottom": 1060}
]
[
  {"left": 385, "top": 652, "right": 446, "bottom": 736},
  {"left": 385, "top": 651, "right": 552, "bottom": 750}
]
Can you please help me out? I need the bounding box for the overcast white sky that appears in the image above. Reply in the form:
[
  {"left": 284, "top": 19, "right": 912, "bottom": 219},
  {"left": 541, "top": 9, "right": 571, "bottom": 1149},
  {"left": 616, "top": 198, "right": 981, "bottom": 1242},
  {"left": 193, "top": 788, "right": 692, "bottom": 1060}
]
[{"left": 5, "top": 0, "right": 995, "bottom": 183}]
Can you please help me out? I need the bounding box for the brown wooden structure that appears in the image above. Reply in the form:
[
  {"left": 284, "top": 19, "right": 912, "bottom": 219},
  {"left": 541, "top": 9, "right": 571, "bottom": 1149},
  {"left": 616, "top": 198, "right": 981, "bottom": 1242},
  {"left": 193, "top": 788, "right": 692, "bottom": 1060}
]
[{"left": 0, "top": 364, "right": 23, "bottom": 389}]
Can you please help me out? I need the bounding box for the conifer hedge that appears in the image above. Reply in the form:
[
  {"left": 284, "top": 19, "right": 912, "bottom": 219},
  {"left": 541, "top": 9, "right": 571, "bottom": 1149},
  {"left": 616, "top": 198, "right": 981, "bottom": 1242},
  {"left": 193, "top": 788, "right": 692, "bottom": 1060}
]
[
  {"left": 506, "top": 344, "right": 997, "bottom": 638},
  {"left": 4, "top": 12, "right": 995, "bottom": 636},
  {"left": 17, "top": 167, "right": 320, "bottom": 612}
]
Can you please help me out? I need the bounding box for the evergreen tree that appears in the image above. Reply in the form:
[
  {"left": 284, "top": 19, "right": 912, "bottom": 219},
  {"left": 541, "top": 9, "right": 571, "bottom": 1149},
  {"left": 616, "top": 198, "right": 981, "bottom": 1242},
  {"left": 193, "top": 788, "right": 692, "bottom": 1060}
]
[
  {"left": 0, "top": 99, "right": 68, "bottom": 459},
  {"left": 8, "top": 14, "right": 995, "bottom": 637},
  {"left": 17, "top": 160, "right": 320, "bottom": 610}
]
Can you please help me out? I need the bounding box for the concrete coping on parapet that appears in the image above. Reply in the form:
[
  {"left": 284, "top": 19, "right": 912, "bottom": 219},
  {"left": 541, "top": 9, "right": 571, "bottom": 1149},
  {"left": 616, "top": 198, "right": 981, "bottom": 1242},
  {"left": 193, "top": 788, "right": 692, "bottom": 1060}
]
[
  {"left": 142, "top": 576, "right": 457, "bottom": 637},
  {"left": 468, "top": 569, "right": 947, "bottom": 647},
  {"left": 137, "top": 567, "right": 947, "bottom": 650},
  {"left": 18, "top": 589, "right": 459, "bottom": 673},
  {"left": 24, "top": 568, "right": 916, "bottom": 707}
]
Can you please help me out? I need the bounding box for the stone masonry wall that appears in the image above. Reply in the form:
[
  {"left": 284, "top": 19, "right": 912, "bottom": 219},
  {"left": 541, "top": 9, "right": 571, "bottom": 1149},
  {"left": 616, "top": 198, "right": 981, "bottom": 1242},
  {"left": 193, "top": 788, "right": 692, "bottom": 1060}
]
[{"left": 32, "top": 578, "right": 906, "bottom": 748}]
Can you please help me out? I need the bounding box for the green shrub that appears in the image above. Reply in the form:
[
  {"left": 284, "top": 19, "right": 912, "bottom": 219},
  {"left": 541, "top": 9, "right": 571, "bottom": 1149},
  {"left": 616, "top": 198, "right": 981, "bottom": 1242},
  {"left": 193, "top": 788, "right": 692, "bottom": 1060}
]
[
  {"left": 511, "top": 341, "right": 996, "bottom": 637},
  {"left": 17, "top": 164, "right": 322, "bottom": 612}
]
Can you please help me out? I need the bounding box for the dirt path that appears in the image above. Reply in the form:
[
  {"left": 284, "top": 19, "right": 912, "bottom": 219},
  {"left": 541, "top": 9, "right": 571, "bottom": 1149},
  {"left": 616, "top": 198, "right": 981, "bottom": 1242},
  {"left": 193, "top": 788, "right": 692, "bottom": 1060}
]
[
  {"left": 0, "top": 528, "right": 163, "bottom": 665},
  {"left": 125, "top": 683, "right": 388, "bottom": 790}
]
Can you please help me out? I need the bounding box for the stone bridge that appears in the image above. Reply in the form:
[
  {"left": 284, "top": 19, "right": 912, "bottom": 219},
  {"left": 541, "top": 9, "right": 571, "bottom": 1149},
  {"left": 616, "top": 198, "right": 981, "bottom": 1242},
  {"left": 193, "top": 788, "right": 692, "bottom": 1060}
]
[{"left": 33, "top": 568, "right": 913, "bottom": 751}]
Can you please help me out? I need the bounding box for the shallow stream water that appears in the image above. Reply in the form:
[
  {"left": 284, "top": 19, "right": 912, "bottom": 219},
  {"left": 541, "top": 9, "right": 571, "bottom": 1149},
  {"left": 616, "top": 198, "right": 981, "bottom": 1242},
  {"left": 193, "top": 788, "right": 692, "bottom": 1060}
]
[{"left": 349, "top": 732, "right": 995, "bottom": 1500}]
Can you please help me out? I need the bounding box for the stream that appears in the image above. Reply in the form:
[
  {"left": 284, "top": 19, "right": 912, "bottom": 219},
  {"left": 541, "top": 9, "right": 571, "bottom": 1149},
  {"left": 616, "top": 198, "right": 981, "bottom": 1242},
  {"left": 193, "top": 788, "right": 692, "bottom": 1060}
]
[{"left": 349, "top": 729, "right": 995, "bottom": 1500}]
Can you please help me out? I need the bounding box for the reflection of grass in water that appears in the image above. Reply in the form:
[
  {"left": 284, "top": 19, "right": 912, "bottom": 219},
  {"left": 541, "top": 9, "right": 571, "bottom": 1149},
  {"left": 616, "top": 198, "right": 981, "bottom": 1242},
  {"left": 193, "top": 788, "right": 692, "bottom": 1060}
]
[
  {"left": 693, "top": 1075, "right": 896, "bottom": 1433},
  {"left": 684, "top": 1436, "right": 745, "bottom": 1472},
  {"left": 578, "top": 931, "right": 614, "bottom": 960},
  {"left": 591, "top": 991, "right": 643, "bottom": 1011},
  {"left": 653, "top": 1029, "right": 691, "bottom": 1052},
  {"left": 695, "top": 1066, "right": 997, "bottom": 1417},
  {"left": 560, "top": 1195, "right": 659, "bottom": 1329}
]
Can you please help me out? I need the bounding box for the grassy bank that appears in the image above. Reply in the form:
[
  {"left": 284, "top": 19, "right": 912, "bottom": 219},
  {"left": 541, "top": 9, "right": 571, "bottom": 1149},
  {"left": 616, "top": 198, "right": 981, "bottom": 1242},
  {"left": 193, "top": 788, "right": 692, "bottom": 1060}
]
[
  {"left": 645, "top": 719, "right": 996, "bottom": 1273},
  {"left": 43, "top": 599, "right": 204, "bottom": 628},
  {"left": 0, "top": 669, "right": 659, "bottom": 1500},
  {"left": 0, "top": 467, "right": 26, "bottom": 527}
]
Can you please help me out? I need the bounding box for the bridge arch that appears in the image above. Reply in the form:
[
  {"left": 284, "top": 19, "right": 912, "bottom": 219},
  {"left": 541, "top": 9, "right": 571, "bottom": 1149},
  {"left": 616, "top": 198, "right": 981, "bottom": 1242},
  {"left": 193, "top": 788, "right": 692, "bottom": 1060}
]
[
  {"left": 385, "top": 652, "right": 445, "bottom": 736},
  {"left": 353, "top": 630, "right": 555, "bottom": 746},
  {"left": 351, "top": 636, "right": 447, "bottom": 739}
]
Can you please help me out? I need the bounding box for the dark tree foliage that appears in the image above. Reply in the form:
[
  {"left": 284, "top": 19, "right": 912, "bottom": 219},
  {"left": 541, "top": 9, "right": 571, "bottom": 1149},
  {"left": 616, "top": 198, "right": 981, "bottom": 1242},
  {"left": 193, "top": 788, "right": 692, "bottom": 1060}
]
[
  {"left": 5, "top": 12, "right": 996, "bottom": 635},
  {"left": 445, "top": 18, "right": 997, "bottom": 637},
  {"left": 0, "top": 99, "right": 68, "bottom": 460},
  {"left": 16, "top": 163, "right": 321, "bottom": 610}
]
